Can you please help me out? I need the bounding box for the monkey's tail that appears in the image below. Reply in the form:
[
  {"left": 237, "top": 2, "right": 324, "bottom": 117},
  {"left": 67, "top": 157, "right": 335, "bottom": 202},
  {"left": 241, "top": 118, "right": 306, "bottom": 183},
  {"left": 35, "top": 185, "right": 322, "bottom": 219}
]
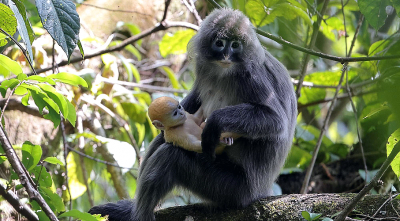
[{"left": 88, "top": 200, "right": 140, "bottom": 221}]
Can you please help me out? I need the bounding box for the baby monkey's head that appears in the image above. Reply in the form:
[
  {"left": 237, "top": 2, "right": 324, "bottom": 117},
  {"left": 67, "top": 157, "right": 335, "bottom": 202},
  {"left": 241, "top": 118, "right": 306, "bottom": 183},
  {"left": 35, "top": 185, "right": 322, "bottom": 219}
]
[{"left": 148, "top": 97, "right": 187, "bottom": 130}]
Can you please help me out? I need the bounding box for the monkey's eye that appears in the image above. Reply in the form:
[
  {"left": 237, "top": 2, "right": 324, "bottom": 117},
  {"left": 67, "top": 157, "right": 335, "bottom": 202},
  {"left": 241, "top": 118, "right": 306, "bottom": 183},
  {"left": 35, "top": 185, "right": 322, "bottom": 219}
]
[
  {"left": 230, "top": 41, "right": 242, "bottom": 52},
  {"left": 173, "top": 111, "right": 177, "bottom": 116},
  {"left": 212, "top": 39, "right": 226, "bottom": 52},
  {"left": 178, "top": 105, "right": 181, "bottom": 109}
]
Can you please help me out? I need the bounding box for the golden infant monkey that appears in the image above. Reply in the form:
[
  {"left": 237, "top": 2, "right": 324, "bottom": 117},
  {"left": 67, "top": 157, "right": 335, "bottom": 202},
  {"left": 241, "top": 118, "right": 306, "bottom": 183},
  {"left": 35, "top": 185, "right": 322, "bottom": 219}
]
[{"left": 148, "top": 96, "right": 235, "bottom": 154}]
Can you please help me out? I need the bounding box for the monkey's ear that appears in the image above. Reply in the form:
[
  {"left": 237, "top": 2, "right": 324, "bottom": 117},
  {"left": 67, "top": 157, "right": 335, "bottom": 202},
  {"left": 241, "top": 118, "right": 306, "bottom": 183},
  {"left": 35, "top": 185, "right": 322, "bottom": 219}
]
[{"left": 152, "top": 120, "right": 165, "bottom": 130}]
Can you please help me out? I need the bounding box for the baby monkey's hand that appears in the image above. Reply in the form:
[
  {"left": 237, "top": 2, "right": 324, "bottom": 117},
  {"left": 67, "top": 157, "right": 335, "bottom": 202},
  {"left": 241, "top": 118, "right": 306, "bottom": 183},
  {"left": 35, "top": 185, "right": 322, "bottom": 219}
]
[{"left": 220, "top": 137, "right": 234, "bottom": 146}]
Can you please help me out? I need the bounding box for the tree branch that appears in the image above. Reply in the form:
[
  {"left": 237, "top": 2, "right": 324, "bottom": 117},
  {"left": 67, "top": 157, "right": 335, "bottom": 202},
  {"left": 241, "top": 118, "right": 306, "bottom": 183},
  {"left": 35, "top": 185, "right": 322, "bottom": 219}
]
[
  {"left": 0, "top": 183, "right": 39, "bottom": 221},
  {"left": 0, "top": 126, "right": 58, "bottom": 220}
]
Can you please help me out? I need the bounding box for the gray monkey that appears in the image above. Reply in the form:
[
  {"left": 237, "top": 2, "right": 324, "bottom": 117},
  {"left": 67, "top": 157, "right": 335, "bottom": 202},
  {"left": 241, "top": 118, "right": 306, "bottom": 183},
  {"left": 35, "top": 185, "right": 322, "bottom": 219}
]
[{"left": 89, "top": 8, "right": 297, "bottom": 221}]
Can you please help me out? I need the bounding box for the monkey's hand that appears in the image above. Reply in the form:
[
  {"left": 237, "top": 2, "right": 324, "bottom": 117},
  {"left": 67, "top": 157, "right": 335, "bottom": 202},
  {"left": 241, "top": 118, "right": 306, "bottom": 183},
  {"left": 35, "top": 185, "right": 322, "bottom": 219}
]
[{"left": 220, "top": 137, "right": 234, "bottom": 146}]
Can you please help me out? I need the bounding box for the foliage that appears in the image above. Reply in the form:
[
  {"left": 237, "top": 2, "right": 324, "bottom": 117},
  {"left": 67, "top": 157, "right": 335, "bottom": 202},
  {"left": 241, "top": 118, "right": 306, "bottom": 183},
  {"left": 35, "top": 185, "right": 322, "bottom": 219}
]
[{"left": 0, "top": 0, "right": 399, "bottom": 220}]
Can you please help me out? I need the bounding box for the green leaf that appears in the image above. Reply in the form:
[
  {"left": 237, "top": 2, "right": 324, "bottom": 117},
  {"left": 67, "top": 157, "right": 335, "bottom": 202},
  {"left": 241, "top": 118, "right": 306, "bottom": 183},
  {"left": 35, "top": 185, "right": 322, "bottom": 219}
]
[
  {"left": 368, "top": 39, "right": 391, "bottom": 56},
  {"left": 77, "top": 39, "right": 84, "bottom": 58},
  {"left": 43, "top": 156, "right": 64, "bottom": 166},
  {"left": 0, "top": 54, "right": 23, "bottom": 76},
  {"left": 43, "top": 104, "right": 61, "bottom": 127},
  {"left": 110, "top": 41, "right": 142, "bottom": 61},
  {"left": 21, "top": 91, "right": 30, "bottom": 105},
  {"left": 39, "top": 186, "right": 65, "bottom": 213},
  {"left": 0, "top": 3, "right": 17, "bottom": 46},
  {"left": 27, "top": 75, "right": 56, "bottom": 85},
  {"left": 392, "top": 0, "right": 400, "bottom": 18},
  {"left": 159, "top": 29, "right": 195, "bottom": 57},
  {"left": 285, "top": 146, "right": 312, "bottom": 169},
  {"left": 161, "top": 66, "right": 180, "bottom": 89},
  {"left": 35, "top": 0, "right": 80, "bottom": 60},
  {"left": 58, "top": 209, "right": 99, "bottom": 221},
  {"left": 115, "top": 53, "right": 134, "bottom": 82},
  {"left": 387, "top": 128, "right": 400, "bottom": 178},
  {"left": 0, "top": 78, "right": 20, "bottom": 97},
  {"left": 301, "top": 211, "right": 312, "bottom": 221},
  {"left": 120, "top": 102, "right": 147, "bottom": 124},
  {"left": 14, "top": 85, "right": 27, "bottom": 95},
  {"left": 23, "top": 84, "right": 60, "bottom": 114},
  {"left": 8, "top": 0, "right": 34, "bottom": 62},
  {"left": 48, "top": 72, "right": 88, "bottom": 87},
  {"left": 21, "top": 141, "right": 42, "bottom": 172},
  {"left": 358, "top": 0, "right": 390, "bottom": 30},
  {"left": 117, "top": 22, "right": 142, "bottom": 46},
  {"left": 64, "top": 97, "right": 76, "bottom": 127},
  {"left": 38, "top": 83, "right": 68, "bottom": 119},
  {"left": 33, "top": 166, "right": 52, "bottom": 187},
  {"left": 17, "top": 73, "right": 27, "bottom": 80},
  {"left": 31, "top": 201, "right": 50, "bottom": 221},
  {"left": 131, "top": 64, "right": 140, "bottom": 83}
]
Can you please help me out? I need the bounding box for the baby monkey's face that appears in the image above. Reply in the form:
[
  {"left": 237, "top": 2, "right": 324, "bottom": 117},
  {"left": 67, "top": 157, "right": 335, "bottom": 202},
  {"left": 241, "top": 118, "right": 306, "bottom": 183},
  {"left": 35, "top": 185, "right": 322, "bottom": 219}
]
[{"left": 166, "top": 102, "right": 186, "bottom": 127}]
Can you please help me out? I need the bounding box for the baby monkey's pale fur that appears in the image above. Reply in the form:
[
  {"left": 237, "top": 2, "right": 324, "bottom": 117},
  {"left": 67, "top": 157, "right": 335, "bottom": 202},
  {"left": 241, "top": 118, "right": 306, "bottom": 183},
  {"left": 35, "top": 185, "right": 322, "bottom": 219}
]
[{"left": 148, "top": 96, "right": 234, "bottom": 154}]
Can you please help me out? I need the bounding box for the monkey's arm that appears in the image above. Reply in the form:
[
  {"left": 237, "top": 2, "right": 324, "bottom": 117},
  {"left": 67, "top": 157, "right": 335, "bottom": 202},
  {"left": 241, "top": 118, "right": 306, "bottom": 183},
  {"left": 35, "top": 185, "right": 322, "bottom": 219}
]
[
  {"left": 201, "top": 103, "right": 286, "bottom": 157},
  {"left": 180, "top": 89, "right": 201, "bottom": 114},
  {"left": 166, "top": 132, "right": 203, "bottom": 153}
]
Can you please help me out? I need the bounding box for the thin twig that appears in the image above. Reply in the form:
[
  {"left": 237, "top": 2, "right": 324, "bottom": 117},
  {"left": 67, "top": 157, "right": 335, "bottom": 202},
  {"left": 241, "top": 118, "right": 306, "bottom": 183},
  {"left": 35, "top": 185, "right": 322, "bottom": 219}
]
[
  {"left": 0, "top": 28, "right": 36, "bottom": 75},
  {"left": 296, "top": 0, "right": 330, "bottom": 98},
  {"left": 77, "top": 112, "right": 94, "bottom": 207},
  {"left": 300, "top": 63, "right": 348, "bottom": 194},
  {"left": 98, "top": 76, "right": 188, "bottom": 93},
  {"left": 334, "top": 142, "right": 400, "bottom": 221},
  {"left": 161, "top": 0, "right": 172, "bottom": 22},
  {"left": 372, "top": 193, "right": 400, "bottom": 219},
  {"left": 59, "top": 116, "right": 72, "bottom": 213},
  {"left": 0, "top": 183, "right": 39, "bottom": 221},
  {"left": 67, "top": 145, "right": 137, "bottom": 170},
  {"left": 0, "top": 81, "right": 23, "bottom": 122},
  {"left": 0, "top": 125, "right": 58, "bottom": 220},
  {"left": 182, "top": 0, "right": 202, "bottom": 25},
  {"left": 26, "top": 21, "right": 198, "bottom": 76},
  {"left": 344, "top": 13, "right": 368, "bottom": 184},
  {"left": 79, "top": 3, "right": 153, "bottom": 17},
  {"left": 80, "top": 95, "right": 141, "bottom": 163}
]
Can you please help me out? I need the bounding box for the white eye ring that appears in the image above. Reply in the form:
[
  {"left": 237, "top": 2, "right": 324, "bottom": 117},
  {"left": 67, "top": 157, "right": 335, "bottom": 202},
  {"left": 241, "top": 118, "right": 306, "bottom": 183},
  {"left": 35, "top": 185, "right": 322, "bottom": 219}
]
[
  {"left": 230, "top": 41, "right": 242, "bottom": 53},
  {"left": 212, "top": 39, "right": 226, "bottom": 52}
]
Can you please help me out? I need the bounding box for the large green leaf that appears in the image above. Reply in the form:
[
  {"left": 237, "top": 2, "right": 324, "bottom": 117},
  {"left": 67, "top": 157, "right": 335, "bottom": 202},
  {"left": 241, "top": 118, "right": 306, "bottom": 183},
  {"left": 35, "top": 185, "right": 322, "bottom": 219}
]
[
  {"left": 8, "top": 0, "right": 34, "bottom": 62},
  {"left": 35, "top": 0, "right": 80, "bottom": 59},
  {"left": 64, "top": 96, "right": 76, "bottom": 126},
  {"left": 48, "top": 72, "right": 88, "bottom": 87},
  {"left": 27, "top": 75, "right": 56, "bottom": 85},
  {"left": 358, "top": 0, "right": 390, "bottom": 30},
  {"left": 67, "top": 151, "right": 93, "bottom": 200},
  {"left": 38, "top": 83, "right": 68, "bottom": 120},
  {"left": 0, "top": 3, "right": 17, "bottom": 46},
  {"left": 161, "top": 66, "right": 180, "bottom": 89},
  {"left": 0, "top": 54, "right": 23, "bottom": 76},
  {"left": 159, "top": 29, "right": 195, "bottom": 57},
  {"left": 21, "top": 141, "right": 42, "bottom": 172},
  {"left": 387, "top": 128, "right": 400, "bottom": 178}
]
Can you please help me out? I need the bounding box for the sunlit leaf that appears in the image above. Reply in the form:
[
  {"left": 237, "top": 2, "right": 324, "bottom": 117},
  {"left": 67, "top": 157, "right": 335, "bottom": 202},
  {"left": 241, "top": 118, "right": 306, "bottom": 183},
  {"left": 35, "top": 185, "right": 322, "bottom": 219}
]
[
  {"left": 159, "top": 29, "right": 195, "bottom": 57},
  {"left": 387, "top": 128, "right": 400, "bottom": 178},
  {"left": 44, "top": 156, "right": 64, "bottom": 166},
  {"left": 0, "top": 54, "right": 23, "bottom": 76},
  {"left": 48, "top": 72, "right": 88, "bottom": 87},
  {"left": 67, "top": 152, "right": 93, "bottom": 200},
  {"left": 161, "top": 66, "right": 180, "bottom": 89},
  {"left": 65, "top": 97, "right": 76, "bottom": 126},
  {"left": 27, "top": 75, "right": 56, "bottom": 85},
  {"left": 0, "top": 3, "right": 17, "bottom": 46},
  {"left": 36, "top": 0, "right": 80, "bottom": 59}
]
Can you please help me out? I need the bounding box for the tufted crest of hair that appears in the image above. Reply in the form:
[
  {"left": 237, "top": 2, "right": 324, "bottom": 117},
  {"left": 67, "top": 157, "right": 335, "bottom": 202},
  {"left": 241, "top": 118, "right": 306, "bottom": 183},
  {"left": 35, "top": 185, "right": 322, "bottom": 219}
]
[
  {"left": 148, "top": 97, "right": 179, "bottom": 122},
  {"left": 188, "top": 8, "right": 263, "bottom": 62}
]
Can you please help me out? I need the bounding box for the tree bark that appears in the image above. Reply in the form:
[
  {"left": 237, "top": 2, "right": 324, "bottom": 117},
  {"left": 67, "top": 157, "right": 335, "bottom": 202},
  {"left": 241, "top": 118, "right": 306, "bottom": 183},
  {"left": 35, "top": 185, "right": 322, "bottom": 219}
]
[{"left": 155, "top": 194, "right": 400, "bottom": 221}]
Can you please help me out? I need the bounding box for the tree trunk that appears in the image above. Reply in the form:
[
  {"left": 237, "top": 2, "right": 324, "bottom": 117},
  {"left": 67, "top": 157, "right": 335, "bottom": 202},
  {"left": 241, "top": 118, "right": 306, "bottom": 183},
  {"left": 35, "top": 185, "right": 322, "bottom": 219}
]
[{"left": 155, "top": 193, "right": 400, "bottom": 221}]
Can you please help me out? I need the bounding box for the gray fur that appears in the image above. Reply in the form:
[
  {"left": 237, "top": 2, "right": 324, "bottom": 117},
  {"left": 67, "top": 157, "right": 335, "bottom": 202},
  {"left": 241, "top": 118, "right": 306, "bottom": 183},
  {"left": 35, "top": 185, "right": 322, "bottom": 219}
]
[{"left": 89, "top": 8, "right": 297, "bottom": 221}]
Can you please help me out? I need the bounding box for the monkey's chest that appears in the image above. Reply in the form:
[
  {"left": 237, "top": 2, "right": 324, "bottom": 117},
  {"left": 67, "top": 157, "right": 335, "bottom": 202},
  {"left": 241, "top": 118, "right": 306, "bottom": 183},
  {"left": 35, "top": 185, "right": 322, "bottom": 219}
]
[{"left": 200, "top": 89, "right": 238, "bottom": 118}]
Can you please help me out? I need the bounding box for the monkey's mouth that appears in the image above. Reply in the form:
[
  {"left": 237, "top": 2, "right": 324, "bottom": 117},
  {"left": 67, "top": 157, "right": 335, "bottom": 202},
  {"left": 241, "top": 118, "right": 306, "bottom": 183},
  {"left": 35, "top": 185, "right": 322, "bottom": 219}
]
[{"left": 216, "top": 60, "right": 233, "bottom": 68}]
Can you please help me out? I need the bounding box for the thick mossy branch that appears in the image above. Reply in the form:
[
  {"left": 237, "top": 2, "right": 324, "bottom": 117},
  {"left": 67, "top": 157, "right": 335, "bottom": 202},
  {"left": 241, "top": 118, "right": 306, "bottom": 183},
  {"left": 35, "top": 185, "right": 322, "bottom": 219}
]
[{"left": 154, "top": 194, "right": 400, "bottom": 221}]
